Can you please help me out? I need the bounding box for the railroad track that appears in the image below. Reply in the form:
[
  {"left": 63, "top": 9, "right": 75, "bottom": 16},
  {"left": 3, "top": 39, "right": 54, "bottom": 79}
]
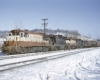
[
  {"left": 0, "top": 48, "right": 96, "bottom": 60},
  {"left": 0, "top": 50, "right": 72, "bottom": 60},
  {"left": 0, "top": 48, "right": 97, "bottom": 72}
]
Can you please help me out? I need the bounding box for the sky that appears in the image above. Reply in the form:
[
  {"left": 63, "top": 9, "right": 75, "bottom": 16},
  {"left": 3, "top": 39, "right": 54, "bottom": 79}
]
[{"left": 0, "top": 0, "right": 100, "bottom": 39}]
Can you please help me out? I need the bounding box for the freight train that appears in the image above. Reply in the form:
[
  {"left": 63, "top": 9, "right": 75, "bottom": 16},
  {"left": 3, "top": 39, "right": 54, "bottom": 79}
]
[{"left": 1, "top": 29, "right": 100, "bottom": 54}]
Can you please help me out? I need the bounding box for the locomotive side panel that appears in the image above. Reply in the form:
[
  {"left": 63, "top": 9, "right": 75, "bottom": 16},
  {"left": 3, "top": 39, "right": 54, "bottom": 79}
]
[
  {"left": 97, "top": 41, "right": 100, "bottom": 47},
  {"left": 66, "top": 38, "right": 77, "bottom": 49},
  {"left": 76, "top": 39, "right": 83, "bottom": 48},
  {"left": 54, "top": 35, "right": 66, "bottom": 50},
  {"left": 2, "top": 29, "right": 51, "bottom": 54}
]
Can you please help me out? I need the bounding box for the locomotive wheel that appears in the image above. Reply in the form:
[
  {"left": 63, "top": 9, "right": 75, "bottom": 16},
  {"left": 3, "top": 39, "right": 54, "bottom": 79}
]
[
  {"left": 11, "top": 47, "right": 16, "bottom": 54},
  {"left": 26, "top": 47, "right": 30, "bottom": 53},
  {"left": 20, "top": 47, "right": 27, "bottom": 54},
  {"left": 64, "top": 46, "right": 67, "bottom": 50},
  {"left": 48, "top": 46, "right": 51, "bottom": 51},
  {"left": 1, "top": 46, "right": 5, "bottom": 53},
  {"left": 23, "top": 48, "right": 27, "bottom": 53},
  {"left": 42, "top": 47, "right": 49, "bottom": 52},
  {"left": 55, "top": 46, "right": 59, "bottom": 50}
]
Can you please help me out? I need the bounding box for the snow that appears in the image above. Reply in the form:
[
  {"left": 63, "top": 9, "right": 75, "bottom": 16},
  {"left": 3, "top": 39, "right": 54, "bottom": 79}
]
[
  {"left": 0, "top": 48, "right": 90, "bottom": 71},
  {"left": 0, "top": 48, "right": 100, "bottom": 80},
  {"left": 0, "top": 48, "right": 88, "bottom": 66}
]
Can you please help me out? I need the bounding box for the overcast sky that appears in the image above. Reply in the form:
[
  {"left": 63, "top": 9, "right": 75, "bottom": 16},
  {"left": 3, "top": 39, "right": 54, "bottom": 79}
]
[{"left": 0, "top": 0, "right": 100, "bottom": 39}]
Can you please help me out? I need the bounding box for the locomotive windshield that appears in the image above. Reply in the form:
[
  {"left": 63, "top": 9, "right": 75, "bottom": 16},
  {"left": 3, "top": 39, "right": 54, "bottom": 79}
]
[
  {"left": 24, "top": 32, "right": 29, "bottom": 37},
  {"left": 12, "top": 32, "right": 19, "bottom": 35},
  {"left": 8, "top": 32, "right": 20, "bottom": 36},
  {"left": 9, "top": 29, "right": 20, "bottom": 36}
]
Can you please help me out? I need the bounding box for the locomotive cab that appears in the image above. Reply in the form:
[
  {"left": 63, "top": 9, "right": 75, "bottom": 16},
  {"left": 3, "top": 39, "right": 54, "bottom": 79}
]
[
  {"left": 43, "top": 34, "right": 66, "bottom": 50},
  {"left": 54, "top": 35, "right": 66, "bottom": 50}
]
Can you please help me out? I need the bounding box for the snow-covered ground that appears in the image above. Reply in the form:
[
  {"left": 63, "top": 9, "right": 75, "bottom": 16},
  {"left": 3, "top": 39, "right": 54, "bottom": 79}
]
[{"left": 0, "top": 48, "right": 100, "bottom": 80}]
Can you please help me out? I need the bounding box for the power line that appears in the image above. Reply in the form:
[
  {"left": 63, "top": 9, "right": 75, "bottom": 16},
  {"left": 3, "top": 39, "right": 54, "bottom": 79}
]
[{"left": 42, "top": 18, "right": 48, "bottom": 35}]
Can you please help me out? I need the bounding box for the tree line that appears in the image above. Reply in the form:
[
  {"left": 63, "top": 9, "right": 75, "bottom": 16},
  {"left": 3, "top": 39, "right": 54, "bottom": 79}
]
[{"left": 0, "top": 28, "right": 81, "bottom": 38}]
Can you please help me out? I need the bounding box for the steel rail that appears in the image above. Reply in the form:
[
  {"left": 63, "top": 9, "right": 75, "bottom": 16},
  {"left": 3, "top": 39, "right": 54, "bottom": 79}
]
[
  {"left": 0, "top": 48, "right": 95, "bottom": 60},
  {"left": 0, "top": 48, "right": 97, "bottom": 72}
]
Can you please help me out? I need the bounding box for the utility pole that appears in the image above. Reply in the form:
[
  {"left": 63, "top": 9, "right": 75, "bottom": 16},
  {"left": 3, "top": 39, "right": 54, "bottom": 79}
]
[{"left": 42, "top": 18, "right": 48, "bottom": 35}]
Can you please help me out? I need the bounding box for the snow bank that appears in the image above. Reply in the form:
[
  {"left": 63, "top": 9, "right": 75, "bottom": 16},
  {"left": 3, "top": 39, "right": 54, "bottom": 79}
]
[{"left": 0, "top": 48, "right": 100, "bottom": 80}]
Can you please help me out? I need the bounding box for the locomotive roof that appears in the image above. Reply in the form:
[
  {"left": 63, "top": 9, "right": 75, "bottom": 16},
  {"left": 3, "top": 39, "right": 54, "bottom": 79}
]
[
  {"left": 66, "top": 37, "right": 75, "bottom": 40},
  {"left": 9, "top": 29, "right": 43, "bottom": 36}
]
